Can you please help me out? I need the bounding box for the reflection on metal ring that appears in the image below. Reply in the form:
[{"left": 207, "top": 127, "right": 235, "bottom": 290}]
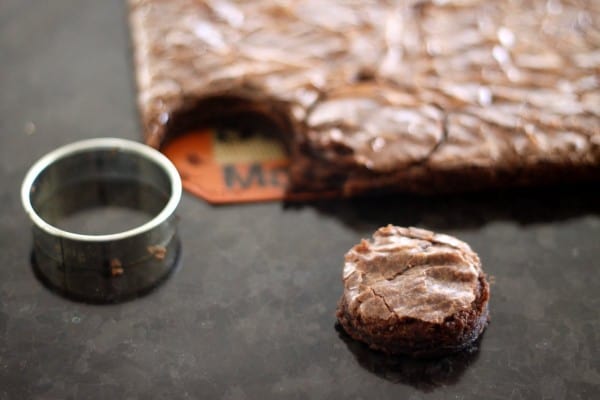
[{"left": 21, "top": 138, "right": 182, "bottom": 303}]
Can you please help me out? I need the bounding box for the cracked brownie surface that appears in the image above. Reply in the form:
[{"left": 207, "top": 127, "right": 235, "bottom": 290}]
[
  {"left": 129, "top": 0, "right": 600, "bottom": 194},
  {"left": 336, "top": 225, "right": 490, "bottom": 357}
]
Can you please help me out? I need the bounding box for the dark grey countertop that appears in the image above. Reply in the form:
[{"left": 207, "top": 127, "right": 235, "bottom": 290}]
[{"left": 1, "top": 1, "right": 599, "bottom": 399}]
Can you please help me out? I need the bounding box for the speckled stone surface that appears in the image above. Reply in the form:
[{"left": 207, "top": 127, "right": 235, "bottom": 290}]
[{"left": 0, "top": 1, "right": 599, "bottom": 399}]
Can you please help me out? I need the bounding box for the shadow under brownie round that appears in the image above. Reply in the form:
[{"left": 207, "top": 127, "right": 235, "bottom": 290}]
[{"left": 336, "top": 226, "right": 490, "bottom": 358}]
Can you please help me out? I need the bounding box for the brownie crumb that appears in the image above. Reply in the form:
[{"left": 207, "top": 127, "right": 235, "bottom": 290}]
[
  {"left": 147, "top": 245, "right": 167, "bottom": 261},
  {"left": 110, "top": 258, "right": 124, "bottom": 277}
]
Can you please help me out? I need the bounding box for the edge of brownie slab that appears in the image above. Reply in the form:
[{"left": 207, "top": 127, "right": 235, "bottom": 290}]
[{"left": 129, "top": 0, "right": 600, "bottom": 196}]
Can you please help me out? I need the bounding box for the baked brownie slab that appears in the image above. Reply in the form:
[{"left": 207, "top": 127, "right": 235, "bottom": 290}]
[
  {"left": 129, "top": 0, "right": 600, "bottom": 195},
  {"left": 336, "top": 226, "right": 490, "bottom": 358}
]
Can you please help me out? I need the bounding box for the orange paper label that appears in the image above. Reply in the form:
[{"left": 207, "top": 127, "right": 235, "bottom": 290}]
[{"left": 162, "top": 129, "right": 325, "bottom": 204}]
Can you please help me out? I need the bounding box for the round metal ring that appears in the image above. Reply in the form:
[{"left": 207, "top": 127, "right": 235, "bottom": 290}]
[{"left": 21, "top": 138, "right": 182, "bottom": 302}]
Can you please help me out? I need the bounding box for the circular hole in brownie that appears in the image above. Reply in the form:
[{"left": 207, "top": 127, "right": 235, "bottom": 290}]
[{"left": 160, "top": 95, "right": 294, "bottom": 157}]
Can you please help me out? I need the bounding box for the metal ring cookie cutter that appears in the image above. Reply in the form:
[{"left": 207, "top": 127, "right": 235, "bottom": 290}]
[{"left": 21, "top": 138, "right": 182, "bottom": 302}]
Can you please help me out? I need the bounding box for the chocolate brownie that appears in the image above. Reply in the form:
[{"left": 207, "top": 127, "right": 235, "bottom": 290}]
[
  {"left": 129, "top": 0, "right": 600, "bottom": 195},
  {"left": 336, "top": 225, "right": 490, "bottom": 358}
]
